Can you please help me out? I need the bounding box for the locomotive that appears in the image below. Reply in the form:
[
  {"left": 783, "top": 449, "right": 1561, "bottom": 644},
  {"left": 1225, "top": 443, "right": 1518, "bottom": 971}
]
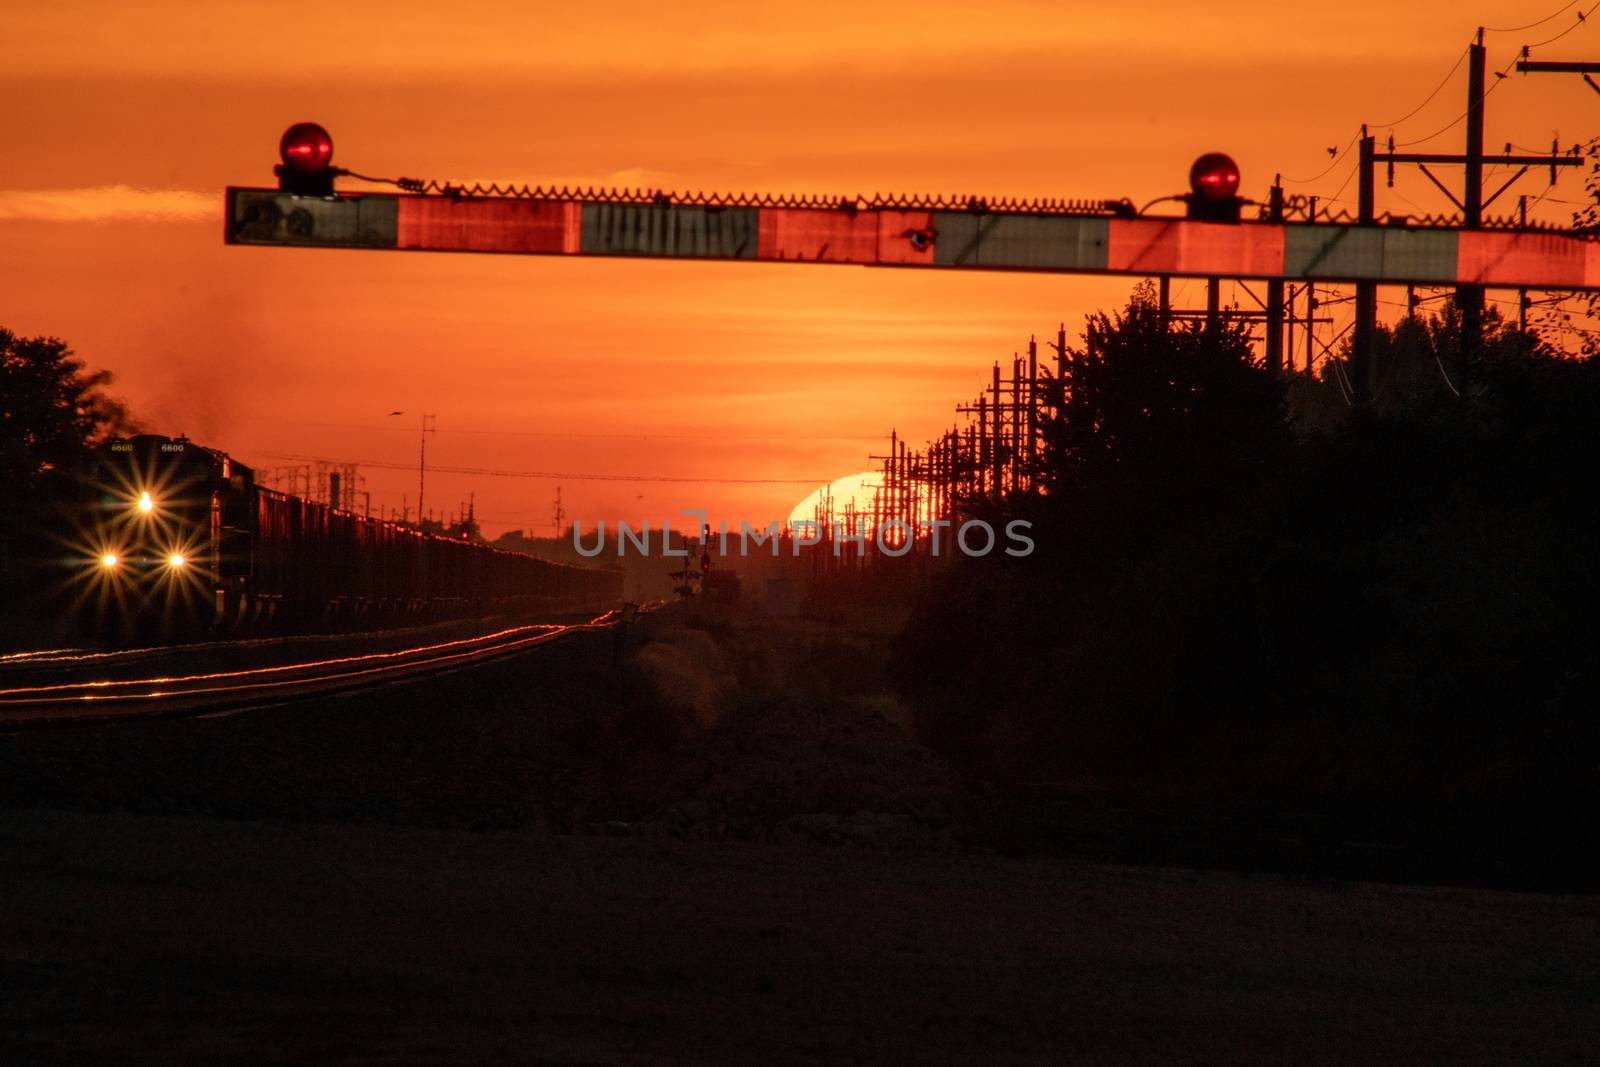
[{"left": 70, "top": 434, "right": 619, "bottom": 639}]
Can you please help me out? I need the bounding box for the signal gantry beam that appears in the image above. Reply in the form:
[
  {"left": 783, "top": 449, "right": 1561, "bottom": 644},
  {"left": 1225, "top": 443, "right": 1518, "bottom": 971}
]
[{"left": 224, "top": 185, "right": 1600, "bottom": 292}]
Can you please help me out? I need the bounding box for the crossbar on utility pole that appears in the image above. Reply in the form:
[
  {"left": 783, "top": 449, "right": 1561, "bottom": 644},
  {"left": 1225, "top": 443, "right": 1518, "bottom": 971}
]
[
  {"left": 1516, "top": 60, "right": 1600, "bottom": 74},
  {"left": 1379, "top": 152, "right": 1583, "bottom": 166},
  {"left": 1521, "top": 58, "right": 1600, "bottom": 98}
]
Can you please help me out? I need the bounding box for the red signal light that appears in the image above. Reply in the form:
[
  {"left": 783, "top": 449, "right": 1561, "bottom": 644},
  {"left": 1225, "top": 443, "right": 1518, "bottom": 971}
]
[
  {"left": 1189, "top": 153, "right": 1240, "bottom": 201},
  {"left": 1186, "top": 153, "right": 1243, "bottom": 222},
  {"left": 279, "top": 123, "right": 334, "bottom": 173},
  {"left": 275, "top": 123, "right": 338, "bottom": 196}
]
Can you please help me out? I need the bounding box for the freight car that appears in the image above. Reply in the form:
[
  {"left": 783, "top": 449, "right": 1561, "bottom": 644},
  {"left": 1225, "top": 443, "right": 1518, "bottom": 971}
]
[{"left": 69, "top": 434, "right": 619, "bottom": 639}]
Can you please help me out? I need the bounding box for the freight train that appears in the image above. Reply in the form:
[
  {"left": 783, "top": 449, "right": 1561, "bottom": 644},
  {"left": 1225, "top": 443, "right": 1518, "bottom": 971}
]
[{"left": 69, "top": 434, "right": 619, "bottom": 639}]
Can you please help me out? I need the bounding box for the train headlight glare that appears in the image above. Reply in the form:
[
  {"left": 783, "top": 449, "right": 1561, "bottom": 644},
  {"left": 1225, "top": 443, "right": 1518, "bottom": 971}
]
[
  {"left": 137, "top": 491, "right": 154, "bottom": 513},
  {"left": 100, "top": 553, "right": 119, "bottom": 569}
]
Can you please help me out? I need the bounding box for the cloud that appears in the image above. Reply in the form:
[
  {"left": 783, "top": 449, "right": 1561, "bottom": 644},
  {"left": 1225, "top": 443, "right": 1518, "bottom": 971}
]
[{"left": 0, "top": 185, "right": 212, "bottom": 222}]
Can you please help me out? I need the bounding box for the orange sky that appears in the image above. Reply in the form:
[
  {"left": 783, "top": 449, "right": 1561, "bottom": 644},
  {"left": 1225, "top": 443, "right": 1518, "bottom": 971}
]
[{"left": 2, "top": 1, "right": 1595, "bottom": 534}]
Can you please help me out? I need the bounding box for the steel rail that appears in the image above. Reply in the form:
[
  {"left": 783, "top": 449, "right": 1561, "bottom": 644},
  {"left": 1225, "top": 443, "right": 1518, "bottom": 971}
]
[{"left": 0, "top": 609, "right": 641, "bottom": 729}]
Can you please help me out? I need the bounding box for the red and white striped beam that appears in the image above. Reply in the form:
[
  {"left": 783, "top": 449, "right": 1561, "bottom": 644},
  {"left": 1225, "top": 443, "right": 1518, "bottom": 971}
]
[{"left": 224, "top": 187, "right": 1600, "bottom": 291}]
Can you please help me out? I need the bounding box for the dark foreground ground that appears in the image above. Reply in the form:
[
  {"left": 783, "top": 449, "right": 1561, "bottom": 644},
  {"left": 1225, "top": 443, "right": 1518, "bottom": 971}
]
[
  {"left": 2, "top": 613, "right": 1597, "bottom": 1063},
  {"left": 6, "top": 806, "right": 1597, "bottom": 1066}
]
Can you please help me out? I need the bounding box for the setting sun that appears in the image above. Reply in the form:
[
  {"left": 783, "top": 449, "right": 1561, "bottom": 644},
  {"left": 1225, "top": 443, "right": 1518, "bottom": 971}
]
[{"left": 788, "top": 471, "right": 880, "bottom": 528}]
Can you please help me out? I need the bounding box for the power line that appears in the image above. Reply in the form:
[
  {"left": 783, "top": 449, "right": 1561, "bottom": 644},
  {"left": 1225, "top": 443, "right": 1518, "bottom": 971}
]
[
  {"left": 1387, "top": 186, "right": 1435, "bottom": 216},
  {"left": 1522, "top": 1, "right": 1600, "bottom": 49},
  {"left": 241, "top": 416, "right": 882, "bottom": 444},
  {"left": 1289, "top": 35, "right": 1509, "bottom": 188},
  {"left": 1326, "top": 154, "right": 1362, "bottom": 203},
  {"left": 1370, "top": 47, "right": 1469, "bottom": 130},
  {"left": 1282, "top": 132, "right": 1360, "bottom": 185},
  {"left": 1391, "top": 48, "right": 1521, "bottom": 149},
  {"left": 260, "top": 451, "right": 835, "bottom": 485},
  {"left": 1486, "top": 0, "right": 1580, "bottom": 33},
  {"left": 1295, "top": 24, "right": 1591, "bottom": 205},
  {"left": 1392, "top": 110, "right": 1468, "bottom": 149}
]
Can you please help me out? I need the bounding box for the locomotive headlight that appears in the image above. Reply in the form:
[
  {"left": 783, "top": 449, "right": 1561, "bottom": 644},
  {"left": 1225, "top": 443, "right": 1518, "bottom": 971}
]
[
  {"left": 136, "top": 490, "right": 154, "bottom": 513},
  {"left": 100, "top": 553, "right": 120, "bottom": 569},
  {"left": 167, "top": 553, "right": 186, "bottom": 569}
]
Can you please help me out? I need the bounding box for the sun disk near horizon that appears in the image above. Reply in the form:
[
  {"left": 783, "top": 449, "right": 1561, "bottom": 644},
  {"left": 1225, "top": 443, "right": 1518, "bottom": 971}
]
[{"left": 788, "top": 471, "right": 880, "bottom": 527}]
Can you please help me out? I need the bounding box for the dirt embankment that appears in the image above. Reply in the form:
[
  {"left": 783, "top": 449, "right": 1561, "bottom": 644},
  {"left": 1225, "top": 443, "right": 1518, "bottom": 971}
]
[
  {"left": 591, "top": 613, "right": 968, "bottom": 847},
  {"left": 3, "top": 605, "right": 1588, "bottom": 891}
]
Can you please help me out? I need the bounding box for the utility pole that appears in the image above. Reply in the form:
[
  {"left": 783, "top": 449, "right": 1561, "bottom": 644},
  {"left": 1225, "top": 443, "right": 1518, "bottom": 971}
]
[
  {"left": 1513, "top": 52, "right": 1600, "bottom": 333},
  {"left": 890, "top": 429, "right": 900, "bottom": 529},
  {"left": 1518, "top": 195, "right": 1529, "bottom": 333},
  {"left": 991, "top": 362, "right": 1003, "bottom": 498},
  {"left": 1304, "top": 283, "right": 1317, "bottom": 377},
  {"left": 552, "top": 486, "right": 565, "bottom": 538},
  {"left": 1353, "top": 127, "right": 1378, "bottom": 405},
  {"left": 1026, "top": 337, "right": 1038, "bottom": 489},
  {"left": 418, "top": 413, "right": 436, "bottom": 527},
  {"left": 1460, "top": 29, "right": 1486, "bottom": 388},
  {"left": 1004, "top": 355, "right": 1017, "bottom": 495},
  {"left": 958, "top": 392, "right": 993, "bottom": 499},
  {"left": 899, "top": 438, "right": 912, "bottom": 545},
  {"left": 1266, "top": 180, "right": 1286, "bottom": 376},
  {"left": 1374, "top": 29, "right": 1581, "bottom": 387},
  {"left": 1285, "top": 284, "right": 1298, "bottom": 373}
]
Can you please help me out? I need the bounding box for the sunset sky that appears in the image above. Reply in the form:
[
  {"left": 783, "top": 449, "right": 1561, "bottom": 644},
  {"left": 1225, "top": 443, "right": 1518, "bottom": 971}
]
[{"left": 3, "top": 0, "right": 1595, "bottom": 534}]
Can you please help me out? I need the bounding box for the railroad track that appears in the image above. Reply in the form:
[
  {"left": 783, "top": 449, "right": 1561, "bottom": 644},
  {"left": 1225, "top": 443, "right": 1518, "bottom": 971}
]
[{"left": 0, "top": 609, "right": 639, "bottom": 729}]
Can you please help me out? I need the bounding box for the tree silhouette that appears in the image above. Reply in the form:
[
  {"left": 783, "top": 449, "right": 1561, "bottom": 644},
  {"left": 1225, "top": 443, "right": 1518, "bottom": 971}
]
[
  {"left": 1032, "top": 282, "right": 1286, "bottom": 556},
  {"left": 1, "top": 328, "right": 135, "bottom": 499},
  {"left": 895, "top": 280, "right": 1600, "bottom": 851},
  {"left": 1, "top": 328, "right": 136, "bottom": 617},
  {"left": 1298, "top": 300, "right": 1560, "bottom": 427},
  {"left": 897, "top": 285, "right": 1289, "bottom": 770}
]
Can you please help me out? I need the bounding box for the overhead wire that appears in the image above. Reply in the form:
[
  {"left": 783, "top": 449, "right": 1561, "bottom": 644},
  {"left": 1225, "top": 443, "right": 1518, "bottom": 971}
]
[
  {"left": 1521, "top": 1, "right": 1600, "bottom": 50},
  {"left": 260, "top": 452, "right": 835, "bottom": 485},
  {"left": 1389, "top": 45, "right": 1523, "bottom": 148},
  {"left": 1327, "top": 10, "right": 1600, "bottom": 188},
  {"left": 1403, "top": 38, "right": 1539, "bottom": 148},
  {"left": 1293, "top": 32, "right": 1505, "bottom": 197},
  {"left": 1485, "top": 0, "right": 1580, "bottom": 33},
  {"left": 1281, "top": 132, "right": 1361, "bottom": 185},
  {"left": 1326, "top": 153, "right": 1363, "bottom": 204},
  {"left": 242, "top": 416, "right": 882, "bottom": 444},
  {"left": 1369, "top": 47, "right": 1470, "bottom": 130}
]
